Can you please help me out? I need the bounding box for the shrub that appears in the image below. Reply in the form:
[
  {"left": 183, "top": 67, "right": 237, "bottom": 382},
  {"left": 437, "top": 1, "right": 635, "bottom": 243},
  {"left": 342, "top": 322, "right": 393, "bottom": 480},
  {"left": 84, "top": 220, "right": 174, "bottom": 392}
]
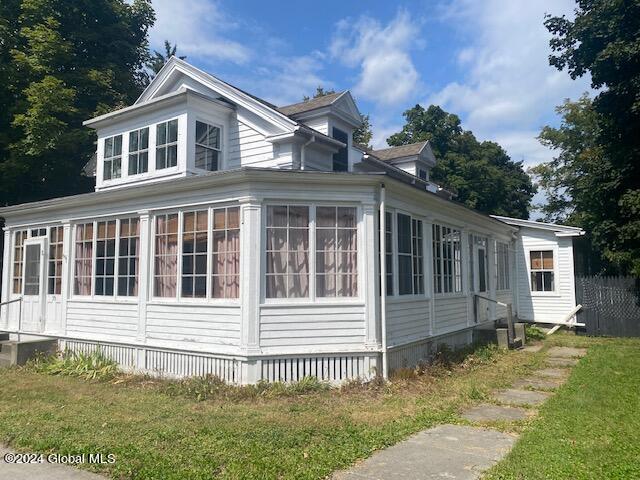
[
  {"left": 27, "top": 349, "right": 119, "bottom": 381},
  {"left": 525, "top": 324, "right": 546, "bottom": 341}
]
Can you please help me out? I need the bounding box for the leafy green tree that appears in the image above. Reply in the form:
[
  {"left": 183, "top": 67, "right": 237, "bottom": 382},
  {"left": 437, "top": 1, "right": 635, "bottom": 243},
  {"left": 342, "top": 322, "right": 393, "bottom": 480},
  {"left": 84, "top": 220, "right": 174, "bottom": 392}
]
[
  {"left": 302, "top": 87, "right": 374, "bottom": 148},
  {"left": 0, "top": 0, "right": 155, "bottom": 206},
  {"left": 147, "top": 40, "right": 186, "bottom": 76},
  {"left": 388, "top": 104, "right": 535, "bottom": 218},
  {"left": 543, "top": 1, "right": 640, "bottom": 275}
]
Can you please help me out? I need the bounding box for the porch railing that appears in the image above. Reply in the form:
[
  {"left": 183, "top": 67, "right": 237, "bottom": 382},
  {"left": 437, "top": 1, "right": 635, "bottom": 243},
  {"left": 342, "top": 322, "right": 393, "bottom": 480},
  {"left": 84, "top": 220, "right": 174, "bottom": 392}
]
[
  {"left": 0, "top": 297, "right": 23, "bottom": 335},
  {"left": 473, "top": 293, "right": 514, "bottom": 340}
]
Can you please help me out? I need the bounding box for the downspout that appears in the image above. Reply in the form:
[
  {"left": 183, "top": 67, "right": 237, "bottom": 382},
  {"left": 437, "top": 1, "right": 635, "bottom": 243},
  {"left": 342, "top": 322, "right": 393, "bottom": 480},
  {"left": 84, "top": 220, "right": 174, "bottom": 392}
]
[
  {"left": 300, "top": 135, "right": 315, "bottom": 170},
  {"left": 379, "top": 183, "right": 388, "bottom": 380}
]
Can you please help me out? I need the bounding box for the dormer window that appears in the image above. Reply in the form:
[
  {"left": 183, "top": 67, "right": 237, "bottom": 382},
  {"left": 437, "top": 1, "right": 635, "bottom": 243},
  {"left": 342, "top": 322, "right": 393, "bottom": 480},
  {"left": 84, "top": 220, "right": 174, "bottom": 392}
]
[
  {"left": 156, "top": 119, "right": 178, "bottom": 169},
  {"left": 418, "top": 168, "right": 428, "bottom": 181},
  {"left": 332, "top": 128, "right": 349, "bottom": 172},
  {"left": 195, "top": 121, "right": 221, "bottom": 171},
  {"left": 128, "top": 127, "right": 149, "bottom": 175},
  {"left": 103, "top": 135, "right": 122, "bottom": 180}
]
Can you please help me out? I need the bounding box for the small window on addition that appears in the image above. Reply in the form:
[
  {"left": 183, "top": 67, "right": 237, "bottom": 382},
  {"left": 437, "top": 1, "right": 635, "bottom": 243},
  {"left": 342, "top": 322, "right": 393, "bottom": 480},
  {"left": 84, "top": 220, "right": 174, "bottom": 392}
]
[
  {"left": 156, "top": 119, "right": 178, "bottom": 169},
  {"left": 103, "top": 135, "right": 122, "bottom": 180},
  {"left": 530, "top": 250, "right": 554, "bottom": 292},
  {"left": 195, "top": 121, "right": 221, "bottom": 171}
]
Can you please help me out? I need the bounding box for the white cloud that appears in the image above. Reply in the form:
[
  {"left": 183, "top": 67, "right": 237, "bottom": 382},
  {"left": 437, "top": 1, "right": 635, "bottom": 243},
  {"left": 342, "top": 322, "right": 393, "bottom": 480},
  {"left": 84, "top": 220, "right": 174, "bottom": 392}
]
[
  {"left": 429, "top": 0, "right": 592, "bottom": 167},
  {"left": 150, "top": 0, "right": 252, "bottom": 64},
  {"left": 330, "top": 11, "right": 421, "bottom": 106}
]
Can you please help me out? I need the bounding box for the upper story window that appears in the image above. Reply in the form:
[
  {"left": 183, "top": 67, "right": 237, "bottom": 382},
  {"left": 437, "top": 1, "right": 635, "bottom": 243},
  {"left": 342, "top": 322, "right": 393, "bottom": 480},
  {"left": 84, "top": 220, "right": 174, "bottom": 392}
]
[
  {"left": 156, "top": 119, "right": 178, "bottom": 170},
  {"left": 530, "top": 250, "right": 554, "bottom": 292},
  {"left": 103, "top": 135, "right": 122, "bottom": 180},
  {"left": 195, "top": 121, "right": 221, "bottom": 171},
  {"left": 332, "top": 127, "right": 349, "bottom": 172},
  {"left": 128, "top": 127, "right": 149, "bottom": 175},
  {"left": 418, "top": 168, "right": 428, "bottom": 181}
]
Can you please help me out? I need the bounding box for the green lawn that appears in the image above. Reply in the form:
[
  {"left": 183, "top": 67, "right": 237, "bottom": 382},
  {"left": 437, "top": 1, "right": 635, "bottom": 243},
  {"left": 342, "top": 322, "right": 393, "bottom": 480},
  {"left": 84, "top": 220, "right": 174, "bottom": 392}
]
[
  {"left": 486, "top": 335, "right": 640, "bottom": 480},
  {"left": 0, "top": 343, "right": 540, "bottom": 480}
]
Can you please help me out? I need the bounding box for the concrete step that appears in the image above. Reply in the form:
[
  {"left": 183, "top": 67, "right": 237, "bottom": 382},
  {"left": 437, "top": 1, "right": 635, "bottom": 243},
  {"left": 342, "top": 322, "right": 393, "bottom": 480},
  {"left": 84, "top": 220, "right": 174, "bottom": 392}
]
[{"left": 0, "top": 339, "right": 57, "bottom": 366}]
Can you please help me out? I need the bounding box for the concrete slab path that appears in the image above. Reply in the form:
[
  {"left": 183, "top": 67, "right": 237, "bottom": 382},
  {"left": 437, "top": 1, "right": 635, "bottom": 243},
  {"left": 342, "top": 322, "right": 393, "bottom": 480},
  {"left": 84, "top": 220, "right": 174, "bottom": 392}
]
[
  {"left": 512, "top": 376, "right": 564, "bottom": 390},
  {"left": 546, "top": 357, "right": 579, "bottom": 367},
  {"left": 0, "top": 447, "right": 106, "bottom": 480},
  {"left": 332, "top": 425, "right": 516, "bottom": 480},
  {"left": 546, "top": 347, "right": 587, "bottom": 358},
  {"left": 462, "top": 404, "right": 530, "bottom": 422},
  {"left": 493, "top": 388, "right": 551, "bottom": 406},
  {"left": 535, "top": 368, "right": 570, "bottom": 379}
]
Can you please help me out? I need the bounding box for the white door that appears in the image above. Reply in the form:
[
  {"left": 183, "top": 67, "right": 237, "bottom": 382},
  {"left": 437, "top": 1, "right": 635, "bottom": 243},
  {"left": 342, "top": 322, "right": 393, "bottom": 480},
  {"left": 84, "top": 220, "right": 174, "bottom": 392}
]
[
  {"left": 473, "top": 243, "right": 489, "bottom": 323},
  {"left": 21, "top": 239, "right": 46, "bottom": 333}
]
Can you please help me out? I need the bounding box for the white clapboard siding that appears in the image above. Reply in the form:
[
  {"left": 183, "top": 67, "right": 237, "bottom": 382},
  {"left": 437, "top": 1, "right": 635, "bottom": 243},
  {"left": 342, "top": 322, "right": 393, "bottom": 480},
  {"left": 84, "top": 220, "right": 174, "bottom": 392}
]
[
  {"left": 259, "top": 304, "right": 366, "bottom": 350},
  {"left": 433, "top": 296, "right": 468, "bottom": 334},
  {"left": 146, "top": 304, "right": 241, "bottom": 348},
  {"left": 66, "top": 301, "right": 138, "bottom": 340},
  {"left": 386, "top": 298, "right": 430, "bottom": 346},
  {"left": 515, "top": 229, "right": 576, "bottom": 322},
  {"left": 227, "top": 121, "right": 276, "bottom": 169},
  {"left": 302, "top": 118, "right": 329, "bottom": 136}
]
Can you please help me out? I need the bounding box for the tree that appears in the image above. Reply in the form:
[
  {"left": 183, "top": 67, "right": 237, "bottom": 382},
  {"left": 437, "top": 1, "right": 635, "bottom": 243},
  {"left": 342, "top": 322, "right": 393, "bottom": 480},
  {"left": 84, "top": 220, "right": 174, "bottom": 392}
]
[
  {"left": 388, "top": 105, "right": 535, "bottom": 218},
  {"left": 0, "top": 0, "right": 155, "bottom": 207},
  {"left": 543, "top": 1, "right": 640, "bottom": 275},
  {"left": 302, "top": 87, "right": 374, "bottom": 148},
  {"left": 147, "top": 40, "right": 186, "bottom": 76}
]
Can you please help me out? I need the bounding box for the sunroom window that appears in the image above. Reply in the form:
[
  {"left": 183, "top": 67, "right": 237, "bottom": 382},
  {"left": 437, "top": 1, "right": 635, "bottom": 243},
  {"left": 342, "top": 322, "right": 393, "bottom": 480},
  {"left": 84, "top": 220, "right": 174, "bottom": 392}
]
[
  {"left": 195, "top": 121, "right": 221, "bottom": 171},
  {"left": 12, "top": 230, "right": 27, "bottom": 294},
  {"left": 156, "top": 119, "right": 178, "bottom": 169},
  {"left": 397, "top": 214, "right": 424, "bottom": 295},
  {"left": 128, "top": 127, "right": 149, "bottom": 175},
  {"left": 103, "top": 135, "right": 122, "bottom": 180}
]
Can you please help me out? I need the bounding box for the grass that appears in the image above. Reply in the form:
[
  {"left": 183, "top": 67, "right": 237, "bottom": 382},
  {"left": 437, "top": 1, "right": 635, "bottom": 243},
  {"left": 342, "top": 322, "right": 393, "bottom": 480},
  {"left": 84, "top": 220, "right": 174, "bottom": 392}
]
[
  {"left": 485, "top": 333, "right": 640, "bottom": 480},
  {"left": 0, "top": 341, "right": 542, "bottom": 480}
]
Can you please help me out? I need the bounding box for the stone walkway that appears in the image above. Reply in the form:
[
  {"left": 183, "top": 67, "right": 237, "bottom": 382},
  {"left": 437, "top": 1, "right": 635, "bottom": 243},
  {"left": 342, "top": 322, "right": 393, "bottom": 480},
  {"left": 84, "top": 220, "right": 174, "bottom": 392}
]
[{"left": 333, "top": 344, "right": 587, "bottom": 480}]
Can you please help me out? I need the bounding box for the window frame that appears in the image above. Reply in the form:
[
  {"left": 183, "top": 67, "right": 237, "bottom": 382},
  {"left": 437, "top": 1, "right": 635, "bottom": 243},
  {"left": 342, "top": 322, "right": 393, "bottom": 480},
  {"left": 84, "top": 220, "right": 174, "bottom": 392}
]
[
  {"left": 102, "top": 134, "right": 123, "bottom": 182},
  {"left": 155, "top": 118, "right": 179, "bottom": 171},
  {"left": 262, "top": 202, "right": 363, "bottom": 305},
  {"left": 496, "top": 241, "right": 511, "bottom": 292},
  {"left": 71, "top": 217, "right": 140, "bottom": 301},
  {"left": 149, "top": 204, "right": 242, "bottom": 305},
  {"left": 127, "top": 126, "right": 150, "bottom": 176},
  {"left": 194, "top": 118, "right": 223, "bottom": 172},
  {"left": 47, "top": 226, "right": 64, "bottom": 295},
  {"left": 432, "top": 222, "right": 464, "bottom": 296},
  {"left": 528, "top": 248, "right": 558, "bottom": 295}
]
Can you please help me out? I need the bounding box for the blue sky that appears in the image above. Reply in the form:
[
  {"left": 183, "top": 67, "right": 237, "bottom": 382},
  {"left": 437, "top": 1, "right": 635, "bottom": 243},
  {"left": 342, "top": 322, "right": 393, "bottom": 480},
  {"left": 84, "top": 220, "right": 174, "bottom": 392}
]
[{"left": 148, "top": 0, "right": 592, "bottom": 215}]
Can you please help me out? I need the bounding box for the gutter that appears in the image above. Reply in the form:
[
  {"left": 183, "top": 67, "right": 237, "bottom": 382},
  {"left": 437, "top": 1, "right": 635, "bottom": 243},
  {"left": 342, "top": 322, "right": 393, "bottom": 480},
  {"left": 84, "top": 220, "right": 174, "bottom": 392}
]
[{"left": 379, "top": 183, "right": 388, "bottom": 379}]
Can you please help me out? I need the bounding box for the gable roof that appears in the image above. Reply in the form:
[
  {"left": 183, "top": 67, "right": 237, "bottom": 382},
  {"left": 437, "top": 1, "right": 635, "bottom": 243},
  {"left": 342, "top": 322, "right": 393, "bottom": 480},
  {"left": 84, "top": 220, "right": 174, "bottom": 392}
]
[
  {"left": 371, "top": 142, "right": 429, "bottom": 161},
  {"left": 278, "top": 92, "right": 344, "bottom": 116}
]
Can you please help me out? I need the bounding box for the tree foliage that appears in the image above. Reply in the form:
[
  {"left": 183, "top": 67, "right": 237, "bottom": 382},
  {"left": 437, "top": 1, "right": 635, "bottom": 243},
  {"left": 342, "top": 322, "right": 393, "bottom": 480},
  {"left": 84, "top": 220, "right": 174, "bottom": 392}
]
[
  {"left": 388, "top": 104, "right": 535, "bottom": 218},
  {"left": 147, "top": 40, "right": 186, "bottom": 76},
  {"left": 302, "top": 87, "right": 374, "bottom": 148},
  {"left": 541, "top": 1, "right": 640, "bottom": 275},
  {"left": 0, "top": 0, "right": 155, "bottom": 206}
]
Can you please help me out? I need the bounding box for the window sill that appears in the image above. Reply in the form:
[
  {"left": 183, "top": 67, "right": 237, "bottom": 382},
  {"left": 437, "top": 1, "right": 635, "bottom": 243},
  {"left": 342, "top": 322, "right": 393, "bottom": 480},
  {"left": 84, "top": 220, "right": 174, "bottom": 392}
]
[
  {"left": 434, "top": 293, "right": 466, "bottom": 299},
  {"left": 261, "top": 299, "right": 364, "bottom": 308},
  {"left": 386, "top": 295, "right": 430, "bottom": 303},
  {"left": 148, "top": 299, "right": 241, "bottom": 307},
  {"left": 530, "top": 292, "right": 562, "bottom": 298},
  {"left": 68, "top": 297, "right": 139, "bottom": 304}
]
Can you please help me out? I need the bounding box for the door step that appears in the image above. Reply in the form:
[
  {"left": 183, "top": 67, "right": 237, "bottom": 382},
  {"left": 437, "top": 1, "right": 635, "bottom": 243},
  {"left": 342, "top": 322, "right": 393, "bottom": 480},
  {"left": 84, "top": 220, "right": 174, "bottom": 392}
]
[{"left": 0, "top": 339, "right": 58, "bottom": 367}]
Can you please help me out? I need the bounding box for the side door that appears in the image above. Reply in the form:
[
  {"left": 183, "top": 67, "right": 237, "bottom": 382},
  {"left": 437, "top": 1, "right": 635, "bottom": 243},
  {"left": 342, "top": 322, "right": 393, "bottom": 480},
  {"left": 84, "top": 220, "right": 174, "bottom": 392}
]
[{"left": 21, "top": 238, "right": 46, "bottom": 333}]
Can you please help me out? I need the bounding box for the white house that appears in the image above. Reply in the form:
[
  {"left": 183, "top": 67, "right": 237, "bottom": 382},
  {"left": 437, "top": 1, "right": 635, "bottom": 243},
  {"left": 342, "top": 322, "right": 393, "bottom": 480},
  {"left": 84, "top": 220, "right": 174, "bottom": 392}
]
[{"left": 0, "top": 58, "right": 584, "bottom": 384}]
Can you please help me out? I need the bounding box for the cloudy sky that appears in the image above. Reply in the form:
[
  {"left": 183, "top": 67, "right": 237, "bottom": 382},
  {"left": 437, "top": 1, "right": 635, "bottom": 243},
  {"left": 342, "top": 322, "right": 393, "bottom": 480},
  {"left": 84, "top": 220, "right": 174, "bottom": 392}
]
[{"left": 148, "top": 0, "right": 592, "bottom": 215}]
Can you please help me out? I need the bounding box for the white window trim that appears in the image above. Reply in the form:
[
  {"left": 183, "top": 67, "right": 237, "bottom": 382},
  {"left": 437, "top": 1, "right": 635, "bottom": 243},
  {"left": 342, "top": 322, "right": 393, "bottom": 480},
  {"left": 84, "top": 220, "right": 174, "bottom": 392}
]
[
  {"left": 496, "top": 241, "right": 511, "bottom": 292},
  {"left": 102, "top": 134, "right": 123, "bottom": 183},
  {"left": 149, "top": 204, "right": 241, "bottom": 305},
  {"left": 154, "top": 117, "right": 180, "bottom": 172},
  {"left": 261, "top": 202, "right": 364, "bottom": 306},
  {"left": 526, "top": 246, "right": 560, "bottom": 297},
  {"left": 433, "top": 222, "right": 464, "bottom": 297},
  {"left": 127, "top": 126, "right": 150, "bottom": 177}
]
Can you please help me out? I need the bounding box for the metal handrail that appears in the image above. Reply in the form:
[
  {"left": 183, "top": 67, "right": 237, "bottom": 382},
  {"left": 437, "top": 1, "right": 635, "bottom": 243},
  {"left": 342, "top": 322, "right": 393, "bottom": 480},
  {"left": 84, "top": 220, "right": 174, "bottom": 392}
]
[
  {"left": 0, "top": 297, "right": 23, "bottom": 307},
  {"left": 473, "top": 293, "right": 515, "bottom": 341},
  {"left": 0, "top": 296, "right": 22, "bottom": 335}
]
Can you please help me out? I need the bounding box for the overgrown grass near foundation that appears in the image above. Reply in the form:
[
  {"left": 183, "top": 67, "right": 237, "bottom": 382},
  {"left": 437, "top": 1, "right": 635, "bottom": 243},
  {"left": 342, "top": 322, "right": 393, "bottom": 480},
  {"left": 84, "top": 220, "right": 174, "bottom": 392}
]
[
  {"left": 485, "top": 334, "right": 640, "bottom": 480},
  {"left": 0, "top": 340, "right": 544, "bottom": 479}
]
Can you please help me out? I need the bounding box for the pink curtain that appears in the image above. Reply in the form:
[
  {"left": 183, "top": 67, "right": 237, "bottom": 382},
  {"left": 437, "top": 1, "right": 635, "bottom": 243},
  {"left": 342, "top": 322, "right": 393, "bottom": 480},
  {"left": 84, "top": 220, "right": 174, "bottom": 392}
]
[
  {"left": 317, "top": 207, "right": 357, "bottom": 297},
  {"left": 212, "top": 207, "right": 240, "bottom": 298},
  {"left": 154, "top": 214, "right": 178, "bottom": 297},
  {"left": 74, "top": 224, "right": 93, "bottom": 295}
]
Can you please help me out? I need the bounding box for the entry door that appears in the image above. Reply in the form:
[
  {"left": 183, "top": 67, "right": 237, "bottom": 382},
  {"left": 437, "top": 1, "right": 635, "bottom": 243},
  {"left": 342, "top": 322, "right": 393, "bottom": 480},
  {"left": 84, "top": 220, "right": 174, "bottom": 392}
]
[
  {"left": 22, "top": 239, "right": 46, "bottom": 333},
  {"left": 473, "top": 243, "right": 489, "bottom": 322}
]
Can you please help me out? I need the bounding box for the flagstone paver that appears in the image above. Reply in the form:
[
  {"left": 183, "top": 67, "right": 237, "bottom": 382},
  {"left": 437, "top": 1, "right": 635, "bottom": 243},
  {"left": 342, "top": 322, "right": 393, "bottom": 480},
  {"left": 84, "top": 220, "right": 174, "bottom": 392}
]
[
  {"left": 493, "top": 388, "right": 551, "bottom": 406},
  {"left": 521, "top": 344, "right": 543, "bottom": 353},
  {"left": 536, "top": 368, "right": 570, "bottom": 379},
  {"left": 546, "top": 357, "right": 579, "bottom": 367},
  {"left": 512, "top": 376, "right": 564, "bottom": 390},
  {"left": 546, "top": 347, "right": 587, "bottom": 358},
  {"left": 462, "top": 404, "right": 531, "bottom": 422}
]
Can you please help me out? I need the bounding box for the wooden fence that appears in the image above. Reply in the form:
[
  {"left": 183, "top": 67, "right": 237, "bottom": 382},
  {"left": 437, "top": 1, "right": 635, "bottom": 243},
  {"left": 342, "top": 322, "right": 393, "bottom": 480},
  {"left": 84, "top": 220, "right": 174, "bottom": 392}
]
[{"left": 575, "top": 276, "right": 640, "bottom": 337}]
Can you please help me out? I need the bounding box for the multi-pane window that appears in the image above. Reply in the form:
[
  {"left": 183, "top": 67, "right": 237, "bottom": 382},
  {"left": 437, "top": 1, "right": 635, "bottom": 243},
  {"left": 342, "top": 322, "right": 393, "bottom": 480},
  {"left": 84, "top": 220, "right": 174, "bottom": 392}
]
[
  {"left": 212, "top": 207, "right": 240, "bottom": 299},
  {"left": 195, "top": 121, "right": 221, "bottom": 171},
  {"left": 316, "top": 207, "right": 358, "bottom": 297},
  {"left": 95, "top": 221, "right": 116, "bottom": 296},
  {"left": 397, "top": 214, "right": 424, "bottom": 295},
  {"left": 530, "top": 250, "right": 554, "bottom": 292},
  {"left": 154, "top": 214, "right": 179, "bottom": 297},
  {"left": 128, "top": 127, "right": 149, "bottom": 175},
  {"left": 332, "top": 128, "right": 349, "bottom": 172},
  {"left": 385, "top": 211, "right": 393, "bottom": 296},
  {"left": 30, "top": 228, "right": 47, "bottom": 237},
  {"left": 182, "top": 210, "right": 208, "bottom": 298},
  {"left": 103, "top": 135, "right": 122, "bottom": 180},
  {"left": 433, "top": 224, "right": 462, "bottom": 294},
  {"left": 74, "top": 223, "right": 94, "bottom": 295},
  {"left": 48, "top": 226, "right": 64, "bottom": 294},
  {"left": 12, "top": 230, "right": 27, "bottom": 294},
  {"left": 118, "top": 218, "right": 140, "bottom": 296},
  {"left": 497, "top": 242, "right": 510, "bottom": 291},
  {"left": 266, "top": 206, "right": 310, "bottom": 298},
  {"left": 156, "top": 119, "right": 178, "bottom": 169}
]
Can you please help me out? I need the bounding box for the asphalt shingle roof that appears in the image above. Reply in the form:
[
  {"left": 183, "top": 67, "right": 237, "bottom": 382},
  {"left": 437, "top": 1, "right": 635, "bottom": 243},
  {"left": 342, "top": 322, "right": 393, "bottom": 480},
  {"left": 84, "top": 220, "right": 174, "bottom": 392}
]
[
  {"left": 277, "top": 92, "right": 344, "bottom": 117},
  {"left": 370, "top": 142, "right": 428, "bottom": 161}
]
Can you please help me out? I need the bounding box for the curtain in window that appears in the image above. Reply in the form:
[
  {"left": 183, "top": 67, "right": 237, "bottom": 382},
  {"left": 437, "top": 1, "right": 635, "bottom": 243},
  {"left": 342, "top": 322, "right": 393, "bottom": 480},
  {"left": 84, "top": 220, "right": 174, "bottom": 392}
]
[
  {"left": 74, "top": 224, "right": 93, "bottom": 295},
  {"left": 212, "top": 207, "right": 240, "bottom": 298},
  {"left": 154, "top": 214, "right": 178, "bottom": 297},
  {"left": 316, "top": 206, "right": 357, "bottom": 297}
]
